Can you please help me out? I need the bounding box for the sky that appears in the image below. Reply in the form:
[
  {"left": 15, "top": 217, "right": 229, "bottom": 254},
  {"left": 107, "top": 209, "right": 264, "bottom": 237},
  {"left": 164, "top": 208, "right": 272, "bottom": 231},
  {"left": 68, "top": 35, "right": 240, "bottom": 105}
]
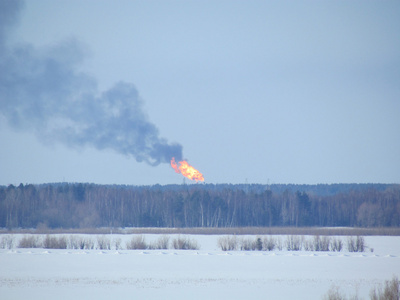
[{"left": 1, "top": 0, "right": 399, "bottom": 186}]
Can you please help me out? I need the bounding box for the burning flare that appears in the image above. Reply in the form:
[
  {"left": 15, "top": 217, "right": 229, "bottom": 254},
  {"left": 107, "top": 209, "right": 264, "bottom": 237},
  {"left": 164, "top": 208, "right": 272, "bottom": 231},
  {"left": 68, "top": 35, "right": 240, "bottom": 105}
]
[{"left": 171, "top": 157, "right": 204, "bottom": 182}]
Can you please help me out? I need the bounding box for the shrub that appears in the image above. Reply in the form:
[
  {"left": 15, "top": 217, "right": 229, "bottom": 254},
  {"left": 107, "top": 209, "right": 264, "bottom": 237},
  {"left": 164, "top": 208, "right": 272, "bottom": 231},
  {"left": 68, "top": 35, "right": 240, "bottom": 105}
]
[
  {"left": 218, "top": 236, "right": 238, "bottom": 251},
  {"left": 276, "top": 237, "right": 283, "bottom": 251},
  {"left": 262, "top": 236, "right": 276, "bottom": 251},
  {"left": 240, "top": 237, "right": 256, "bottom": 251},
  {"left": 318, "top": 236, "right": 331, "bottom": 251},
  {"left": 18, "top": 235, "right": 42, "bottom": 248},
  {"left": 67, "top": 235, "right": 94, "bottom": 249},
  {"left": 57, "top": 236, "right": 68, "bottom": 249},
  {"left": 114, "top": 237, "right": 122, "bottom": 250},
  {"left": 304, "top": 238, "right": 314, "bottom": 251},
  {"left": 126, "top": 235, "right": 147, "bottom": 250},
  {"left": 331, "top": 237, "right": 343, "bottom": 252},
  {"left": 97, "top": 235, "right": 111, "bottom": 250},
  {"left": 85, "top": 238, "right": 95, "bottom": 249},
  {"left": 347, "top": 236, "right": 356, "bottom": 252},
  {"left": 370, "top": 276, "right": 400, "bottom": 300},
  {"left": 43, "top": 235, "right": 67, "bottom": 249},
  {"left": 149, "top": 235, "right": 170, "bottom": 250},
  {"left": 255, "top": 237, "right": 263, "bottom": 251},
  {"left": 77, "top": 237, "right": 95, "bottom": 250},
  {"left": 286, "top": 235, "right": 302, "bottom": 251},
  {"left": 313, "top": 235, "right": 321, "bottom": 251},
  {"left": 68, "top": 235, "right": 80, "bottom": 249},
  {"left": 311, "top": 235, "right": 331, "bottom": 251},
  {"left": 347, "top": 236, "right": 366, "bottom": 252},
  {"left": 356, "top": 236, "right": 365, "bottom": 252},
  {"left": 172, "top": 236, "right": 199, "bottom": 250},
  {"left": 0, "top": 235, "right": 15, "bottom": 249}
]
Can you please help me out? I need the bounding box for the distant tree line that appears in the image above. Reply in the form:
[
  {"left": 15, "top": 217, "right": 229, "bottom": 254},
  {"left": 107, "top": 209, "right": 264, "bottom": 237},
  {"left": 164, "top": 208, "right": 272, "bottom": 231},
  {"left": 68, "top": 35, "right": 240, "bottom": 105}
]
[{"left": 0, "top": 183, "right": 399, "bottom": 229}]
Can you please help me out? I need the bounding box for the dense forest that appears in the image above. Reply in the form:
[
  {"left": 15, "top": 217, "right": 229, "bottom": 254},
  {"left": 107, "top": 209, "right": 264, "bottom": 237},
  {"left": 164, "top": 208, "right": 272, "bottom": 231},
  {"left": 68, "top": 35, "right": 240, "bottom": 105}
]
[{"left": 0, "top": 183, "right": 399, "bottom": 229}]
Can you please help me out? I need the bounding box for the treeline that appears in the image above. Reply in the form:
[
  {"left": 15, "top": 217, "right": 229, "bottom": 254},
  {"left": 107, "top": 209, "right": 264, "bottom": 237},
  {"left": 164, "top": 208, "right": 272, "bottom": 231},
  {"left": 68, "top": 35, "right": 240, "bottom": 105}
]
[{"left": 0, "top": 183, "right": 399, "bottom": 229}]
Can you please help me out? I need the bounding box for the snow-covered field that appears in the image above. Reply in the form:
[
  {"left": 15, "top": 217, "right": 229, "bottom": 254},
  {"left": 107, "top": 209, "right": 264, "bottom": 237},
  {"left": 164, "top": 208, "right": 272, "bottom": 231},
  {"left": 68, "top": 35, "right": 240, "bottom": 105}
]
[{"left": 1, "top": 234, "right": 399, "bottom": 300}]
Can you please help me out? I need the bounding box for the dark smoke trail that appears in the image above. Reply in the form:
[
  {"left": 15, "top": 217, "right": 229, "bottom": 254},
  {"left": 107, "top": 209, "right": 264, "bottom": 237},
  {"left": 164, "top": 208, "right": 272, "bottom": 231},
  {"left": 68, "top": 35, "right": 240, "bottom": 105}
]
[{"left": 0, "top": 0, "right": 183, "bottom": 165}]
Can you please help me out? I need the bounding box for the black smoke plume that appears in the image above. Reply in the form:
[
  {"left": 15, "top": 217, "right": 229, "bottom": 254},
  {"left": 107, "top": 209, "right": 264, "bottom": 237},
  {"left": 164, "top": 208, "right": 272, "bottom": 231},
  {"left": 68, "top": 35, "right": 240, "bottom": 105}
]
[{"left": 0, "top": 0, "right": 183, "bottom": 165}]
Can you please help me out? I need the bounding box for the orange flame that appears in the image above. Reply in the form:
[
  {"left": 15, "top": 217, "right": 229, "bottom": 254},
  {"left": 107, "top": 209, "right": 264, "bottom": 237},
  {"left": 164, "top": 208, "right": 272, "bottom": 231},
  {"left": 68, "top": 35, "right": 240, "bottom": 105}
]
[{"left": 171, "top": 157, "right": 204, "bottom": 182}]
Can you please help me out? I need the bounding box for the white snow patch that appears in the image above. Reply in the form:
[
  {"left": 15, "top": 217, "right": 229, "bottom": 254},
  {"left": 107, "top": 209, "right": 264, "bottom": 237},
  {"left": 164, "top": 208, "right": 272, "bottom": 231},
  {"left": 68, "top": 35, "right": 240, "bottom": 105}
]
[{"left": 0, "top": 234, "right": 399, "bottom": 299}]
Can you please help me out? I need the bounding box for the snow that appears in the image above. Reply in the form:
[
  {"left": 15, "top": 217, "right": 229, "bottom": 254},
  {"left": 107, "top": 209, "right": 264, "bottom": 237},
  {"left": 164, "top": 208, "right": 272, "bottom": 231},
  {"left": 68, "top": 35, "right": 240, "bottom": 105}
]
[{"left": 1, "top": 234, "right": 399, "bottom": 299}]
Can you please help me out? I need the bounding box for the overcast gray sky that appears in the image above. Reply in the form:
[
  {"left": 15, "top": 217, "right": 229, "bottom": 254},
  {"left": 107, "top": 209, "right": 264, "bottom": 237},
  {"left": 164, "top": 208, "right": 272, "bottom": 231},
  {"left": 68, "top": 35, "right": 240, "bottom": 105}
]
[{"left": 1, "top": 0, "right": 399, "bottom": 185}]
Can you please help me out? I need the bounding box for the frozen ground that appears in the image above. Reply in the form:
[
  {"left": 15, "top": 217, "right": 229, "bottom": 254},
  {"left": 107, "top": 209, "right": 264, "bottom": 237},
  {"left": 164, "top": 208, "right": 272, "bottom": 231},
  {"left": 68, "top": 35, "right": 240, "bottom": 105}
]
[{"left": 1, "top": 235, "right": 399, "bottom": 300}]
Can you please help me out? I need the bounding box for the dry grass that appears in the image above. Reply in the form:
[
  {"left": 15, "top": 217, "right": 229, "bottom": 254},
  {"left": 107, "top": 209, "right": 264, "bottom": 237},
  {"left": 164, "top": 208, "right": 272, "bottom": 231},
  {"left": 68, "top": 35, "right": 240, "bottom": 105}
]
[
  {"left": 118, "top": 227, "right": 400, "bottom": 236},
  {"left": 323, "top": 285, "right": 348, "bottom": 300},
  {"left": 370, "top": 276, "right": 399, "bottom": 300},
  {"left": 323, "top": 276, "right": 399, "bottom": 300},
  {"left": 2, "top": 226, "right": 400, "bottom": 236}
]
